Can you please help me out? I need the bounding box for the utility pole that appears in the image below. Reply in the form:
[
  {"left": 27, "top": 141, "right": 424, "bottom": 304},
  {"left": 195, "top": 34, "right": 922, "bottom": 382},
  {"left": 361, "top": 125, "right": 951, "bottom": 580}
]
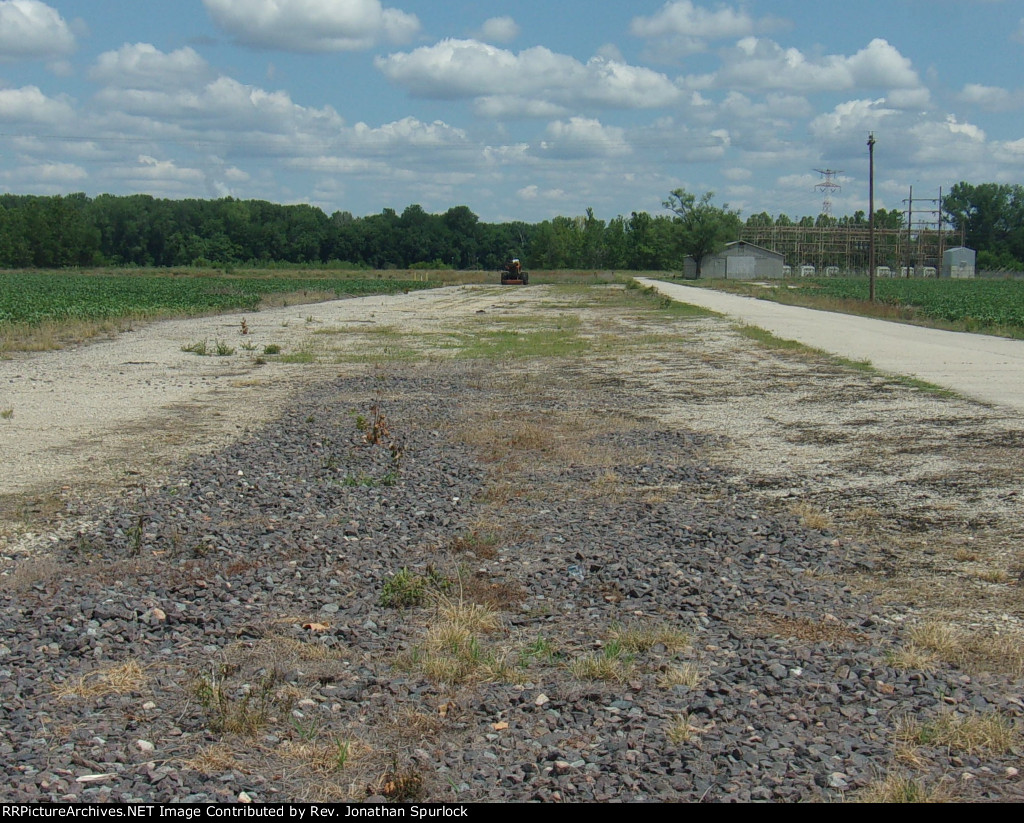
[
  {"left": 868, "top": 133, "right": 876, "bottom": 302},
  {"left": 905, "top": 185, "right": 913, "bottom": 278}
]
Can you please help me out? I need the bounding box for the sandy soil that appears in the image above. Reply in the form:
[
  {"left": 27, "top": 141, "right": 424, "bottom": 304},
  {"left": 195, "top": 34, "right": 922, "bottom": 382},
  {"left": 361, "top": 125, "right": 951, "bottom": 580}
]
[
  {"left": 0, "top": 285, "right": 535, "bottom": 550},
  {"left": 2, "top": 282, "right": 1022, "bottom": 647}
]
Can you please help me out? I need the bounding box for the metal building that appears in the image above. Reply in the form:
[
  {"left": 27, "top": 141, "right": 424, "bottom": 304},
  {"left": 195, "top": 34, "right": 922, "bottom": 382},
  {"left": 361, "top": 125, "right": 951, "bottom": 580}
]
[
  {"left": 941, "top": 247, "right": 976, "bottom": 279},
  {"left": 684, "top": 241, "right": 785, "bottom": 279}
]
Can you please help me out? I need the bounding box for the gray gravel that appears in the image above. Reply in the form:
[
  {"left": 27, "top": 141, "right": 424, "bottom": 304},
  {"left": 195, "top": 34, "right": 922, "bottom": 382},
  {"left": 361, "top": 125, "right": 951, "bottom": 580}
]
[{"left": 1, "top": 360, "right": 1021, "bottom": 803}]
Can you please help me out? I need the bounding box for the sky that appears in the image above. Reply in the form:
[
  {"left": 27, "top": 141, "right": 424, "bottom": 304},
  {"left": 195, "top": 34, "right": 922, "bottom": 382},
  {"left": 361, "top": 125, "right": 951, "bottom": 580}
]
[{"left": 0, "top": 0, "right": 1022, "bottom": 224}]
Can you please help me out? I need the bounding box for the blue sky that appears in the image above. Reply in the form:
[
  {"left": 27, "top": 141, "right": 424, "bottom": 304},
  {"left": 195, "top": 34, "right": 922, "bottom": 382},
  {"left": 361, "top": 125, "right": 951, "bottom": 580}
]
[{"left": 0, "top": 0, "right": 1022, "bottom": 223}]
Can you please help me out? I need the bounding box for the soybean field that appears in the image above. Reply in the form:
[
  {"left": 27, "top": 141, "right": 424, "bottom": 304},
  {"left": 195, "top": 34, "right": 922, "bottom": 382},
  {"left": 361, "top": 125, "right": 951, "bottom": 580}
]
[
  {"left": 0, "top": 270, "right": 436, "bottom": 326},
  {"left": 763, "top": 277, "right": 1024, "bottom": 336}
]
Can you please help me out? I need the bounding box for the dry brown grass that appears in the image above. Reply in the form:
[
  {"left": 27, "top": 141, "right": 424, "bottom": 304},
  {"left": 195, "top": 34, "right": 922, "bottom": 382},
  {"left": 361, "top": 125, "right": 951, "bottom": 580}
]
[
  {"left": 387, "top": 706, "right": 445, "bottom": 740},
  {"left": 1, "top": 555, "right": 65, "bottom": 592},
  {"left": 0, "top": 317, "right": 137, "bottom": 353},
  {"left": 885, "top": 644, "right": 939, "bottom": 672},
  {"left": 180, "top": 744, "right": 245, "bottom": 775},
  {"left": 855, "top": 773, "right": 956, "bottom": 804},
  {"left": 753, "top": 614, "right": 865, "bottom": 645},
  {"left": 54, "top": 659, "right": 148, "bottom": 699},
  {"left": 666, "top": 712, "right": 705, "bottom": 745},
  {"left": 397, "top": 597, "right": 516, "bottom": 686},
  {"left": 657, "top": 662, "right": 702, "bottom": 690},
  {"left": 895, "top": 711, "right": 1019, "bottom": 756},
  {"left": 609, "top": 622, "right": 690, "bottom": 653},
  {"left": 790, "top": 501, "right": 834, "bottom": 531},
  {"left": 900, "top": 621, "right": 1024, "bottom": 678},
  {"left": 567, "top": 652, "right": 634, "bottom": 682},
  {"left": 277, "top": 738, "right": 371, "bottom": 775}
]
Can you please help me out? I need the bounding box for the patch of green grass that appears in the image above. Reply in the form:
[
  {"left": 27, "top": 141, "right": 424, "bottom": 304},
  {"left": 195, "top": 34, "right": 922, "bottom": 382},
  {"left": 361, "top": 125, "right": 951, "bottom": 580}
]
[
  {"left": 0, "top": 408, "right": 12, "bottom": 420},
  {"left": 519, "top": 636, "right": 560, "bottom": 667},
  {"left": 379, "top": 567, "right": 450, "bottom": 608},
  {"left": 192, "top": 669, "right": 291, "bottom": 738},
  {"left": 181, "top": 339, "right": 209, "bottom": 356},
  {"left": 263, "top": 344, "right": 282, "bottom": 355},
  {"left": 567, "top": 639, "right": 635, "bottom": 682},
  {"left": 279, "top": 350, "right": 316, "bottom": 364},
  {"left": 214, "top": 339, "right": 235, "bottom": 356},
  {"left": 609, "top": 622, "right": 691, "bottom": 654},
  {"left": 456, "top": 325, "right": 588, "bottom": 359},
  {"left": 736, "top": 324, "right": 809, "bottom": 351}
]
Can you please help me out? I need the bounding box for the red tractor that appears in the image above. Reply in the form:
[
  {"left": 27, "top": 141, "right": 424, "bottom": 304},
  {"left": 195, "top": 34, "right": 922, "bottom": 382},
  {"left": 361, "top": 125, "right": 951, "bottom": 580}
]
[{"left": 500, "top": 258, "right": 528, "bottom": 285}]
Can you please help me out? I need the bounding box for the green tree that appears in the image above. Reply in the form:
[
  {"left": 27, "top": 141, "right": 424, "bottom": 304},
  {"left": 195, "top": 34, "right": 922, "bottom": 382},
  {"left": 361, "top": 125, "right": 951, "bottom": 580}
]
[{"left": 662, "top": 189, "right": 741, "bottom": 277}]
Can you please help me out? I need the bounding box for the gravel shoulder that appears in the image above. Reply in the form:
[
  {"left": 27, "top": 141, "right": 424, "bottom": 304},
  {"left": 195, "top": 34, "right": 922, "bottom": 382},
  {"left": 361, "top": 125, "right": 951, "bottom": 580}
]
[{"left": 1, "top": 283, "right": 1022, "bottom": 803}]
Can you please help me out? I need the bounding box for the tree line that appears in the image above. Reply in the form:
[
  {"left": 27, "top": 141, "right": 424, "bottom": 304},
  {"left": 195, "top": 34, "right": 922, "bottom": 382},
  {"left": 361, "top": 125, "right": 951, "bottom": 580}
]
[{"left": 0, "top": 182, "right": 1018, "bottom": 272}]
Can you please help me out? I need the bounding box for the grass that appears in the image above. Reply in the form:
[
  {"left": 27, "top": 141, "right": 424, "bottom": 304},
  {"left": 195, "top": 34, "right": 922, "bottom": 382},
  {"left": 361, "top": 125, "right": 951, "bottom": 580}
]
[
  {"left": 396, "top": 596, "right": 513, "bottom": 686},
  {"left": 685, "top": 276, "right": 1024, "bottom": 340},
  {"left": 856, "top": 774, "right": 954, "bottom": 804},
  {"left": 657, "top": 662, "right": 702, "bottom": 690},
  {"left": 379, "top": 567, "right": 451, "bottom": 608},
  {"left": 181, "top": 339, "right": 209, "bottom": 356},
  {"left": 895, "top": 710, "right": 1018, "bottom": 755},
  {"left": 192, "top": 669, "right": 291, "bottom": 737},
  {"left": 790, "top": 502, "right": 834, "bottom": 531},
  {"left": 567, "top": 640, "right": 635, "bottom": 682},
  {"left": 666, "top": 712, "right": 703, "bottom": 745},
  {"left": 609, "top": 622, "right": 690, "bottom": 653},
  {"left": 53, "top": 659, "right": 147, "bottom": 699},
  {"left": 0, "top": 408, "right": 12, "bottom": 420},
  {"left": 889, "top": 621, "right": 1024, "bottom": 678}
]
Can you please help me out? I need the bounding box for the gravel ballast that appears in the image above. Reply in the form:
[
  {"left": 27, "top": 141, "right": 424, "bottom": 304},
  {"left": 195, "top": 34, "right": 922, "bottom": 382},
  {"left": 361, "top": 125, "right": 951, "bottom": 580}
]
[{"left": 2, "top": 352, "right": 1022, "bottom": 804}]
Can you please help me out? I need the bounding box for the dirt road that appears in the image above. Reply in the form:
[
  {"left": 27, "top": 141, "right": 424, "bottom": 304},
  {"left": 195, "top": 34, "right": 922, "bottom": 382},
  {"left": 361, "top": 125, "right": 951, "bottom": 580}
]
[{"left": 641, "top": 278, "right": 1024, "bottom": 411}]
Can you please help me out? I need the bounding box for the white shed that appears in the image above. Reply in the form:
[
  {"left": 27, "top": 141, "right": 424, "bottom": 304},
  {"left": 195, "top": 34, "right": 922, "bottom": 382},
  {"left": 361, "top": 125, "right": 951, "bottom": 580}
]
[
  {"left": 942, "top": 247, "right": 976, "bottom": 278},
  {"left": 684, "top": 241, "right": 785, "bottom": 279}
]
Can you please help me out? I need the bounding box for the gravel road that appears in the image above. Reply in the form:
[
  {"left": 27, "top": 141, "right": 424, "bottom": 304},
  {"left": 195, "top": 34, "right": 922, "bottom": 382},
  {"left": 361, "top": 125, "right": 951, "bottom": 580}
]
[{"left": 1, "top": 283, "right": 1021, "bottom": 803}]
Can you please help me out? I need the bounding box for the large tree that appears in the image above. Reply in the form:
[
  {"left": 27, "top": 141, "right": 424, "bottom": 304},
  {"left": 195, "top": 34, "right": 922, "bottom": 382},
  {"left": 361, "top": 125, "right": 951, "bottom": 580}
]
[{"left": 662, "top": 188, "right": 740, "bottom": 278}]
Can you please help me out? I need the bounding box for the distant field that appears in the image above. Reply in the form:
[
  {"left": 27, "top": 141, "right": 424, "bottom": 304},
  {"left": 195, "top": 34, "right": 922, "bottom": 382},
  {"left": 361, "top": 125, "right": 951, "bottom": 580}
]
[
  {"left": 697, "top": 276, "right": 1024, "bottom": 338},
  {"left": 0, "top": 269, "right": 440, "bottom": 326}
]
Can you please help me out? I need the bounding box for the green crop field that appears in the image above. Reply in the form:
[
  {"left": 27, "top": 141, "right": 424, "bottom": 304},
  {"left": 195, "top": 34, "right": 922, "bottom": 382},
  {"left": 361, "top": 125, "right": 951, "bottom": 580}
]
[
  {"left": 699, "top": 276, "right": 1024, "bottom": 337},
  {"left": 792, "top": 277, "right": 1024, "bottom": 329},
  {"left": 0, "top": 270, "right": 436, "bottom": 326}
]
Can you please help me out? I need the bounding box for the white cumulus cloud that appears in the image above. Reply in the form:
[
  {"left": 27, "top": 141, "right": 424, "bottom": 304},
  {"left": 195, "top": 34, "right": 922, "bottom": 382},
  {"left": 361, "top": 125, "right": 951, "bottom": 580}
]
[
  {"left": 809, "top": 98, "right": 897, "bottom": 139},
  {"left": 711, "top": 37, "right": 921, "bottom": 93},
  {"left": 538, "top": 117, "right": 630, "bottom": 158},
  {"left": 473, "top": 16, "right": 519, "bottom": 43},
  {"left": 0, "top": 85, "right": 75, "bottom": 123},
  {"left": 375, "top": 39, "right": 680, "bottom": 112},
  {"left": 90, "top": 44, "right": 213, "bottom": 90},
  {"left": 631, "top": 0, "right": 757, "bottom": 56},
  {"left": 957, "top": 83, "right": 1023, "bottom": 111},
  {"left": 203, "top": 0, "right": 419, "bottom": 52},
  {"left": 0, "top": 0, "right": 74, "bottom": 60}
]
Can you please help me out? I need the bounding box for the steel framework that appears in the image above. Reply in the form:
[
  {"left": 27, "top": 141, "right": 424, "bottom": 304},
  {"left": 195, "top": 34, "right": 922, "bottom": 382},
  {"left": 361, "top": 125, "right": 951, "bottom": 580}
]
[{"left": 738, "top": 224, "right": 960, "bottom": 273}]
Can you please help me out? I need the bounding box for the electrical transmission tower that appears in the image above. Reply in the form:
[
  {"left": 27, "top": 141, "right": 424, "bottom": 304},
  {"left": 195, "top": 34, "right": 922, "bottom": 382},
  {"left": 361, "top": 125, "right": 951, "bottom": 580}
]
[{"left": 814, "top": 168, "right": 843, "bottom": 217}]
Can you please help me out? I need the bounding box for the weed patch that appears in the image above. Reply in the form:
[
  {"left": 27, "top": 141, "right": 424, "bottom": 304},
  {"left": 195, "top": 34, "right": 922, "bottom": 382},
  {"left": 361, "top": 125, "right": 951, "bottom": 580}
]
[
  {"left": 895, "top": 710, "right": 1018, "bottom": 756},
  {"left": 567, "top": 640, "right": 635, "bottom": 682},
  {"left": 856, "top": 774, "right": 954, "bottom": 803},
  {"left": 192, "top": 669, "right": 292, "bottom": 737},
  {"left": 379, "top": 567, "right": 450, "bottom": 608}
]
